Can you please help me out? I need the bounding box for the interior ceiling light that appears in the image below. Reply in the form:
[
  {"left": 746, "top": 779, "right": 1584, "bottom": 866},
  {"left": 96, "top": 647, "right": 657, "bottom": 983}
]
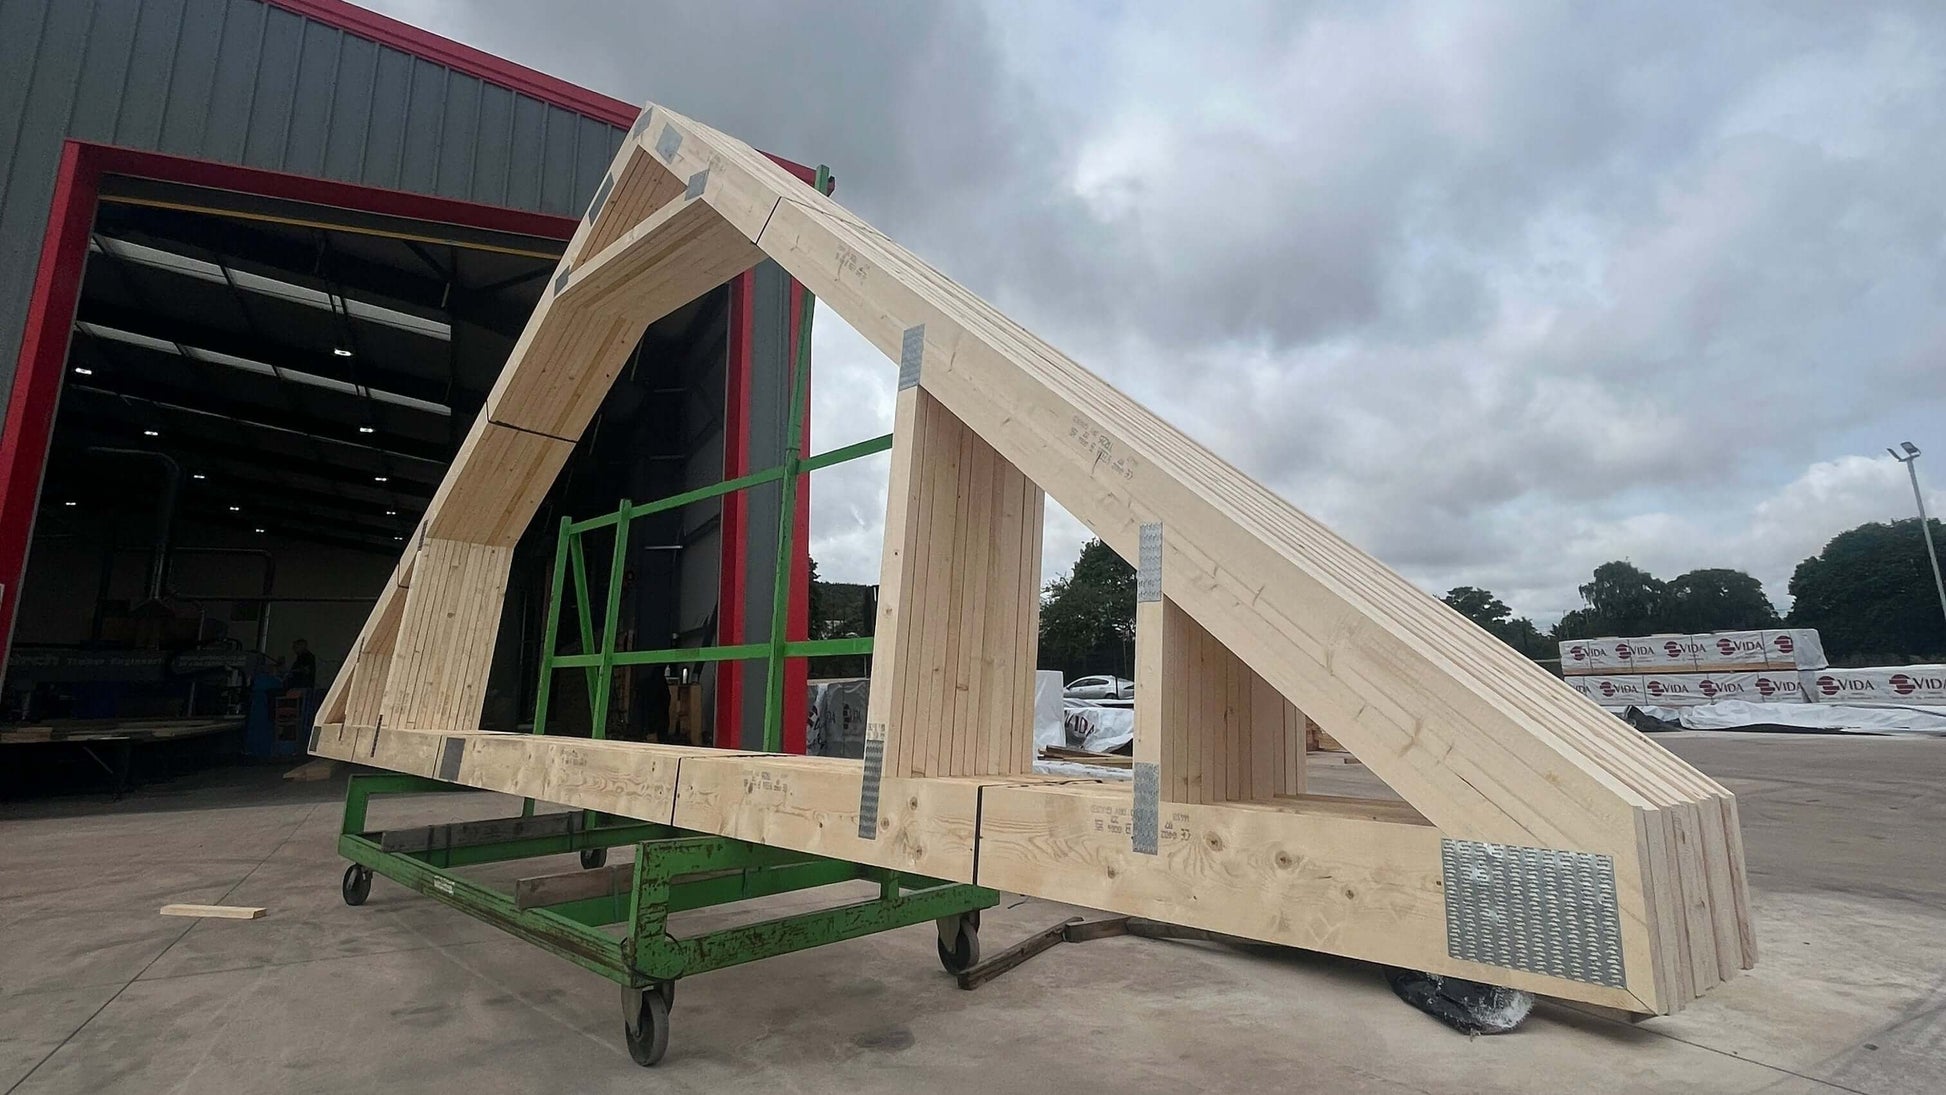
[
  {"left": 191, "top": 473, "right": 206, "bottom": 480},
  {"left": 333, "top": 347, "right": 354, "bottom": 357},
  {"left": 385, "top": 509, "right": 397, "bottom": 516},
  {"left": 60, "top": 386, "right": 445, "bottom": 469},
  {"left": 373, "top": 476, "right": 389, "bottom": 483},
  {"left": 63, "top": 501, "right": 76, "bottom": 507},
  {"left": 142, "top": 429, "right": 159, "bottom": 437},
  {"left": 72, "top": 323, "right": 452, "bottom": 417},
  {"left": 358, "top": 426, "right": 375, "bottom": 434},
  {"left": 254, "top": 527, "right": 266, "bottom": 534},
  {"left": 227, "top": 505, "right": 240, "bottom": 512},
  {"left": 87, "top": 236, "right": 451, "bottom": 342},
  {"left": 73, "top": 366, "right": 93, "bottom": 376}
]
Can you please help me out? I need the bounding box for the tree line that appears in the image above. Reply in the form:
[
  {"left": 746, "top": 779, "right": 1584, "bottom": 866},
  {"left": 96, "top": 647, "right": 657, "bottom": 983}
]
[
  {"left": 814, "top": 516, "right": 1946, "bottom": 682},
  {"left": 1023, "top": 517, "right": 1946, "bottom": 680},
  {"left": 1445, "top": 517, "right": 1946, "bottom": 663}
]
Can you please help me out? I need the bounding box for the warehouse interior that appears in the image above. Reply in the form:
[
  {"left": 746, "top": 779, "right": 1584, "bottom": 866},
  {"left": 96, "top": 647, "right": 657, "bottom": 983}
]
[{"left": 2, "top": 175, "right": 737, "bottom": 776}]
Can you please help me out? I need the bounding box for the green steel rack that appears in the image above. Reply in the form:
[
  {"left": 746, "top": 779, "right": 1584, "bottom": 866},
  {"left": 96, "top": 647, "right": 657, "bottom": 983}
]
[
  {"left": 336, "top": 773, "right": 992, "bottom": 1066},
  {"left": 334, "top": 166, "right": 999, "bottom": 1068}
]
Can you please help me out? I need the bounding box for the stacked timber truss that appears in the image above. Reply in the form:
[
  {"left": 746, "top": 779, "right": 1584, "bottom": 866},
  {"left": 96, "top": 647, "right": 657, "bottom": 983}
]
[{"left": 313, "top": 101, "right": 1754, "bottom": 1016}]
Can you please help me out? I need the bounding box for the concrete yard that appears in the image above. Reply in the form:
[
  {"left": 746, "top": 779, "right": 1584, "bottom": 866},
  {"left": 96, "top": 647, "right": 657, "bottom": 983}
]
[{"left": 2, "top": 732, "right": 1942, "bottom": 1094}]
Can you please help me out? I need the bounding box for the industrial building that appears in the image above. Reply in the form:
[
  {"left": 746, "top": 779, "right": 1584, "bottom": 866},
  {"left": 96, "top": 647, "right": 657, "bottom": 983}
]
[{"left": 0, "top": 0, "right": 816, "bottom": 779}]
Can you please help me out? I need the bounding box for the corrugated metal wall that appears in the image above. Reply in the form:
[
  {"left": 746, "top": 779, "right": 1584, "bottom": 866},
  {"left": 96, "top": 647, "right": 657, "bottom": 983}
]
[{"left": 0, "top": 0, "right": 624, "bottom": 417}]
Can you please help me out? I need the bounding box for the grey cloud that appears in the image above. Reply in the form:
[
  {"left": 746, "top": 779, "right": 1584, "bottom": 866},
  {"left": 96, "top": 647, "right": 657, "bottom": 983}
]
[{"left": 374, "top": 0, "right": 1946, "bottom": 618}]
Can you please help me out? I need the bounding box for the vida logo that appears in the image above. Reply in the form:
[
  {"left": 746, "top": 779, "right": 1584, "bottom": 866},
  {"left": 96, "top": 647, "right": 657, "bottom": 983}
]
[{"left": 1889, "top": 673, "right": 1945, "bottom": 695}]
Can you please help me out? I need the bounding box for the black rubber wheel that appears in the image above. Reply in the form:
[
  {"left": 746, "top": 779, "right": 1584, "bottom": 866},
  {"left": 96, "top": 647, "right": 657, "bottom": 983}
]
[
  {"left": 341, "top": 863, "right": 372, "bottom": 907},
  {"left": 580, "top": 847, "right": 608, "bottom": 870},
  {"left": 936, "top": 922, "right": 980, "bottom": 974},
  {"left": 625, "top": 987, "right": 671, "bottom": 1067},
  {"left": 656, "top": 980, "right": 676, "bottom": 1009}
]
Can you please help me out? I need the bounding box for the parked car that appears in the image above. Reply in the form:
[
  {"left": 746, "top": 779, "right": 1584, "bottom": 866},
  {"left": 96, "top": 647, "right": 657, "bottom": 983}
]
[{"left": 1064, "top": 675, "right": 1134, "bottom": 701}]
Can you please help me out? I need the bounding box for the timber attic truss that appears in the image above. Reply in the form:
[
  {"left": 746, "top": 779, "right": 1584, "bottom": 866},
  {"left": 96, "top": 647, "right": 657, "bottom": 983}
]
[{"left": 313, "top": 101, "right": 1754, "bottom": 1015}]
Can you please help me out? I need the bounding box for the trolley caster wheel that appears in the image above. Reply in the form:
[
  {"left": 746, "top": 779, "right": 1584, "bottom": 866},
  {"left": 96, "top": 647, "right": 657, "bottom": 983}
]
[
  {"left": 341, "top": 864, "right": 373, "bottom": 907},
  {"left": 623, "top": 985, "right": 671, "bottom": 1067},
  {"left": 935, "top": 912, "right": 981, "bottom": 974},
  {"left": 580, "top": 847, "right": 607, "bottom": 870}
]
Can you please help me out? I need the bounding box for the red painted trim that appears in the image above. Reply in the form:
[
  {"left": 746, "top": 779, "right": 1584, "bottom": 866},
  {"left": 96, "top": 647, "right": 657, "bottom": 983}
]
[
  {"left": 715, "top": 275, "right": 755, "bottom": 747},
  {"left": 260, "top": 0, "right": 819, "bottom": 182},
  {"left": 0, "top": 143, "right": 99, "bottom": 674},
  {"left": 83, "top": 142, "right": 579, "bottom": 239},
  {"left": 262, "top": 0, "right": 637, "bottom": 127},
  {"left": 780, "top": 281, "right": 811, "bottom": 754}
]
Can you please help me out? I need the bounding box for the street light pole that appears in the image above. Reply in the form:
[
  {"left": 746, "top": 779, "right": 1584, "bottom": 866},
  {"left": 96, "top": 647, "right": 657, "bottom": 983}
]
[{"left": 1888, "top": 442, "right": 1946, "bottom": 631}]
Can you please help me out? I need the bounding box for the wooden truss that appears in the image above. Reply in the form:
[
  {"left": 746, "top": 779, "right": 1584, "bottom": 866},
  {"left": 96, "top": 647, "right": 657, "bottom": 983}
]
[{"left": 313, "top": 102, "right": 1753, "bottom": 1016}]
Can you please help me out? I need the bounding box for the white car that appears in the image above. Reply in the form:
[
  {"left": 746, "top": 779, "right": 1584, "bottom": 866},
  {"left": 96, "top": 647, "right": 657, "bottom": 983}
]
[{"left": 1064, "top": 674, "right": 1134, "bottom": 701}]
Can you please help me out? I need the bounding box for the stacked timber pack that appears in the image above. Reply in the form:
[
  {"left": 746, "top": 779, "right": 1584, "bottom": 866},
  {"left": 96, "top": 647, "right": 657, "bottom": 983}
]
[
  {"left": 1561, "top": 630, "right": 1826, "bottom": 707},
  {"left": 312, "top": 101, "right": 1753, "bottom": 1017}
]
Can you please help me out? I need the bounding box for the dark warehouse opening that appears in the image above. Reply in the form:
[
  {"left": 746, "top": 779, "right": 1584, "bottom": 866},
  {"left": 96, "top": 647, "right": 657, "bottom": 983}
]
[{"left": 1, "top": 156, "right": 744, "bottom": 792}]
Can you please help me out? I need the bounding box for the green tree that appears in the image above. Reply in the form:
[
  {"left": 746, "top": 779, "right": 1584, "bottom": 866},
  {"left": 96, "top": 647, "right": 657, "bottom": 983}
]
[
  {"left": 1661, "top": 568, "right": 1778, "bottom": 633},
  {"left": 1038, "top": 539, "right": 1136, "bottom": 679},
  {"left": 1552, "top": 606, "right": 1612, "bottom": 641},
  {"left": 1788, "top": 518, "right": 1946, "bottom": 661},
  {"left": 1443, "top": 586, "right": 1512, "bottom": 628},
  {"left": 1443, "top": 586, "right": 1551, "bottom": 659},
  {"left": 1578, "top": 561, "right": 1666, "bottom": 636},
  {"left": 807, "top": 557, "right": 825, "bottom": 638}
]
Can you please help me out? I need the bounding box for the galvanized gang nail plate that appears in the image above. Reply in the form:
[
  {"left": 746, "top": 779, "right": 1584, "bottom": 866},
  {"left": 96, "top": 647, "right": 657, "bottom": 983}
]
[
  {"left": 1132, "top": 762, "right": 1160, "bottom": 855},
  {"left": 857, "top": 723, "right": 887, "bottom": 839},
  {"left": 898, "top": 325, "right": 925, "bottom": 390},
  {"left": 1137, "top": 522, "right": 1163, "bottom": 603},
  {"left": 656, "top": 124, "right": 683, "bottom": 162},
  {"left": 1442, "top": 838, "right": 1625, "bottom": 987}
]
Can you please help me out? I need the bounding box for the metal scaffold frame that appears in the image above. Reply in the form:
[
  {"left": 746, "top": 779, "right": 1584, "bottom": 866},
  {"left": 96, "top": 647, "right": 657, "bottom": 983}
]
[
  {"left": 333, "top": 167, "right": 999, "bottom": 1069},
  {"left": 532, "top": 166, "right": 869, "bottom": 753}
]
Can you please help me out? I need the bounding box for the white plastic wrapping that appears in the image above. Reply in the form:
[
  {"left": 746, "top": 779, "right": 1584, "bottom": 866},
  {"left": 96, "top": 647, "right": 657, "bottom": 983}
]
[
  {"left": 1640, "top": 673, "right": 1710, "bottom": 706},
  {"left": 1570, "top": 674, "right": 1648, "bottom": 705},
  {"left": 1693, "top": 631, "right": 1770, "bottom": 672},
  {"left": 1564, "top": 628, "right": 1828, "bottom": 674},
  {"left": 1763, "top": 628, "right": 1827, "bottom": 670},
  {"left": 1802, "top": 665, "right": 1946, "bottom": 704},
  {"left": 1062, "top": 700, "right": 1136, "bottom": 753},
  {"left": 1033, "top": 670, "right": 1066, "bottom": 752},
  {"left": 1636, "top": 700, "right": 1946, "bottom": 734}
]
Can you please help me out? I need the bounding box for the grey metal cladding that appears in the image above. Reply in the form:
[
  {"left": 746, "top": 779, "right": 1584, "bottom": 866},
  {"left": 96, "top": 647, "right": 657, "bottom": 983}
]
[
  {"left": 1442, "top": 838, "right": 1626, "bottom": 987},
  {"left": 0, "top": 0, "right": 632, "bottom": 415},
  {"left": 1137, "top": 522, "right": 1163, "bottom": 602}
]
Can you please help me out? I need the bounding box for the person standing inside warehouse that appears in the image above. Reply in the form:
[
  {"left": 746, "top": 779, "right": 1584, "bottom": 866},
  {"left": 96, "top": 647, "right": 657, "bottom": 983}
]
[{"left": 284, "top": 639, "right": 317, "bottom": 693}]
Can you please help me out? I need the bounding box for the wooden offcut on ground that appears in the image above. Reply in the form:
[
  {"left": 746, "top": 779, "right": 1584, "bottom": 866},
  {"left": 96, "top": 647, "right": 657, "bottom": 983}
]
[{"left": 313, "top": 101, "right": 1752, "bottom": 1016}]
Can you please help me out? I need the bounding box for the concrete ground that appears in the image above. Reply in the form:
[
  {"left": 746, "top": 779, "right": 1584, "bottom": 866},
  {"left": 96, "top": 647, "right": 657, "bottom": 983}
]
[{"left": 2, "top": 732, "right": 1942, "bottom": 1094}]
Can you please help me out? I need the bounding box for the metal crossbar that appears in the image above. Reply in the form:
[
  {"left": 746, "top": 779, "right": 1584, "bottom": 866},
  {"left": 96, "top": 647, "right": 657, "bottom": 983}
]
[{"left": 534, "top": 167, "right": 866, "bottom": 753}]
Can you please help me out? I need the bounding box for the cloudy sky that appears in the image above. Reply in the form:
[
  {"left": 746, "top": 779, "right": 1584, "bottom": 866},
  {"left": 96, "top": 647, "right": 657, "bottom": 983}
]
[{"left": 375, "top": 0, "right": 1946, "bottom": 624}]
